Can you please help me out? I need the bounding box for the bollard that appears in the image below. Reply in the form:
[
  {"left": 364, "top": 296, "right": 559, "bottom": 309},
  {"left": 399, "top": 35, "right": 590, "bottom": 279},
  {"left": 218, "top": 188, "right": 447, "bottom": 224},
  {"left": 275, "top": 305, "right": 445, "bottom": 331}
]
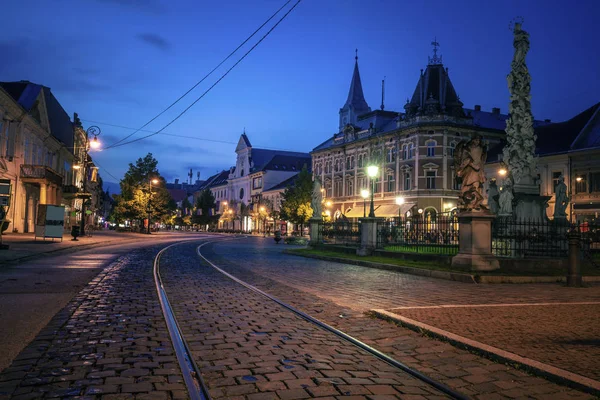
[{"left": 567, "top": 231, "right": 582, "bottom": 287}]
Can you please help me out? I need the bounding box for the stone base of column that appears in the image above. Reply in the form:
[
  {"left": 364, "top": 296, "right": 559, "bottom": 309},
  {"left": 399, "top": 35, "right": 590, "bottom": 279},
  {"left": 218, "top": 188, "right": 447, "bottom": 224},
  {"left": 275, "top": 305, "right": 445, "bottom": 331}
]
[
  {"left": 356, "top": 217, "right": 381, "bottom": 257},
  {"left": 452, "top": 211, "right": 500, "bottom": 272},
  {"left": 308, "top": 218, "right": 322, "bottom": 246}
]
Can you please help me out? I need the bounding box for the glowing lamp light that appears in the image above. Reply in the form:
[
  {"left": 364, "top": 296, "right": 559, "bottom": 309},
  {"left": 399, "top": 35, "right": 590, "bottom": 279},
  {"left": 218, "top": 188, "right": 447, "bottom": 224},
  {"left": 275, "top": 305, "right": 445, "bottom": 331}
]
[
  {"left": 325, "top": 210, "right": 331, "bottom": 217},
  {"left": 498, "top": 168, "right": 507, "bottom": 176},
  {"left": 576, "top": 176, "right": 583, "bottom": 182},
  {"left": 361, "top": 189, "right": 369, "bottom": 199},
  {"left": 367, "top": 165, "right": 379, "bottom": 178},
  {"left": 260, "top": 206, "right": 265, "bottom": 212},
  {"left": 418, "top": 208, "right": 424, "bottom": 214},
  {"left": 326, "top": 200, "right": 332, "bottom": 207},
  {"left": 151, "top": 178, "right": 159, "bottom": 184},
  {"left": 223, "top": 201, "right": 228, "bottom": 206},
  {"left": 395, "top": 196, "right": 405, "bottom": 206},
  {"left": 89, "top": 137, "right": 101, "bottom": 150},
  {"left": 72, "top": 164, "right": 81, "bottom": 170}
]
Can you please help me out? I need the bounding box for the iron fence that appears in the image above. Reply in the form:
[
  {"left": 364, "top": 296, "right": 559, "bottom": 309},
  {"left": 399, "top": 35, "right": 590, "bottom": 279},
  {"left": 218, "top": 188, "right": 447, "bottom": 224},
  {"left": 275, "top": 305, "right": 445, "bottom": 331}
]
[
  {"left": 320, "top": 221, "right": 361, "bottom": 246},
  {"left": 579, "top": 222, "right": 600, "bottom": 268},
  {"left": 377, "top": 215, "right": 459, "bottom": 255},
  {"left": 491, "top": 217, "right": 569, "bottom": 258}
]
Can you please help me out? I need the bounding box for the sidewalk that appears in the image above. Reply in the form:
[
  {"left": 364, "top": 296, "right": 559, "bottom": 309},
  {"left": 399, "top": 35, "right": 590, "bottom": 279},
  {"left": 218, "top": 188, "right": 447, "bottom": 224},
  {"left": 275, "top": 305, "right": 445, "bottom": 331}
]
[{"left": 0, "top": 230, "right": 161, "bottom": 264}]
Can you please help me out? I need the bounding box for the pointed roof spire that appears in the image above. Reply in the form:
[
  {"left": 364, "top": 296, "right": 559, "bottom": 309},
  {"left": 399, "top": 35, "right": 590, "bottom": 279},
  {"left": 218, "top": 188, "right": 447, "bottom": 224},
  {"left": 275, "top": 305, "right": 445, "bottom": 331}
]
[
  {"left": 428, "top": 37, "right": 442, "bottom": 65},
  {"left": 343, "top": 49, "right": 370, "bottom": 112}
]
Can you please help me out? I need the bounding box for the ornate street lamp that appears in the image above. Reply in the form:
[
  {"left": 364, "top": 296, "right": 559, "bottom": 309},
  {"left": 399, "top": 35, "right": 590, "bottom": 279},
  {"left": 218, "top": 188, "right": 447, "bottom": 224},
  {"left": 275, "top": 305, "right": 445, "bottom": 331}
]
[
  {"left": 79, "top": 126, "right": 101, "bottom": 237},
  {"left": 148, "top": 178, "right": 159, "bottom": 234},
  {"left": 395, "top": 196, "right": 405, "bottom": 219},
  {"left": 367, "top": 165, "right": 379, "bottom": 218},
  {"left": 360, "top": 189, "right": 369, "bottom": 218}
]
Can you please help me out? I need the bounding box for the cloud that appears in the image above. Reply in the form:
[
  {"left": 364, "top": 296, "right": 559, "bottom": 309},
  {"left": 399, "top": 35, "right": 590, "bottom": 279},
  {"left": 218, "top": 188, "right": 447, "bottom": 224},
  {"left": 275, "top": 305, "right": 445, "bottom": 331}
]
[{"left": 136, "top": 33, "right": 171, "bottom": 52}]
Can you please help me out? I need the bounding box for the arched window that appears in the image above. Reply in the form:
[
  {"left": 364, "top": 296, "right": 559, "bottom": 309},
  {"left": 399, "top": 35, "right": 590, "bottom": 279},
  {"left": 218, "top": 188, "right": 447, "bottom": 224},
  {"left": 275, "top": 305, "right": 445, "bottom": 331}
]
[
  {"left": 386, "top": 173, "right": 395, "bottom": 192},
  {"left": 404, "top": 172, "right": 411, "bottom": 190},
  {"left": 408, "top": 143, "right": 415, "bottom": 159},
  {"left": 346, "top": 180, "right": 354, "bottom": 196},
  {"left": 402, "top": 144, "right": 408, "bottom": 160},
  {"left": 426, "top": 140, "right": 436, "bottom": 157},
  {"left": 387, "top": 147, "right": 395, "bottom": 163}
]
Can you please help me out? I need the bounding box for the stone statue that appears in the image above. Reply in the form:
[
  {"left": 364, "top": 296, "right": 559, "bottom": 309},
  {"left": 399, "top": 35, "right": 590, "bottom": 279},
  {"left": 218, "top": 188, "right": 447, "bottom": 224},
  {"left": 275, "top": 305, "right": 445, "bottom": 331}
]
[
  {"left": 454, "top": 135, "right": 487, "bottom": 211},
  {"left": 487, "top": 180, "right": 500, "bottom": 214},
  {"left": 554, "top": 175, "right": 569, "bottom": 218},
  {"left": 498, "top": 179, "right": 514, "bottom": 216},
  {"left": 311, "top": 177, "right": 323, "bottom": 219}
]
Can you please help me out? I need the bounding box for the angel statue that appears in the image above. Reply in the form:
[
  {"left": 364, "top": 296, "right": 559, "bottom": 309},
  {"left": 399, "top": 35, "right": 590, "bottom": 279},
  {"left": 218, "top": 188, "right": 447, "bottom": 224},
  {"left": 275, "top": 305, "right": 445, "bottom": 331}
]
[
  {"left": 554, "top": 175, "right": 569, "bottom": 218},
  {"left": 454, "top": 135, "right": 488, "bottom": 212},
  {"left": 311, "top": 177, "right": 323, "bottom": 219}
]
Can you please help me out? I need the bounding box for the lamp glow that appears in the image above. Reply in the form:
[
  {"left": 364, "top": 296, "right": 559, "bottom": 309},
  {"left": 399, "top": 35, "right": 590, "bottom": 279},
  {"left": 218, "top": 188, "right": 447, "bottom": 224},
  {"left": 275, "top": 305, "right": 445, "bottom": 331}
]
[
  {"left": 395, "top": 196, "right": 405, "bottom": 205},
  {"left": 498, "top": 168, "right": 507, "bottom": 176},
  {"left": 326, "top": 200, "right": 332, "bottom": 207},
  {"left": 576, "top": 176, "right": 583, "bottom": 182},
  {"left": 72, "top": 164, "right": 81, "bottom": 170},
  {"left": 418, "top": 208, "right": 423, "bottom": 214},
  {"left": 151, "top": 179, "right": 159, "bottom": 184},
  {"left": 361, "top": 189, "right": 369, "bottom": 199},
  {"left": 89, "top": 137, "right": 101, "bottom": 150},
  {"left": 367, "top": 165, "right": 379, "bottom": 178}
]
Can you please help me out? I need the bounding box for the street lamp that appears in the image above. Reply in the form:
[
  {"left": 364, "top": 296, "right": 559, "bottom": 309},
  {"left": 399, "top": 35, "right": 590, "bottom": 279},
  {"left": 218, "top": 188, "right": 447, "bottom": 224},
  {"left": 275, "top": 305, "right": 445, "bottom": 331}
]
[
  {"left": 147, "top": 178, "right": 159, "bottom": 234},
  {"left": 396, "top": 196, "right": 405, "bottom": 219},
  {"left": 367, "top": 165, "right": 379, "bottom": 218},
  {"left": 360, "top": 189, "right": 369, "bottom": 218},
  {"left": 79, "top": 126, "right": 101, "bottom": 237},
  {"left": 260, "top": 206, "right": 266, "bottom": 236},
  {"left": 498, "top": 168, "right": 507, "bottom": 176}
]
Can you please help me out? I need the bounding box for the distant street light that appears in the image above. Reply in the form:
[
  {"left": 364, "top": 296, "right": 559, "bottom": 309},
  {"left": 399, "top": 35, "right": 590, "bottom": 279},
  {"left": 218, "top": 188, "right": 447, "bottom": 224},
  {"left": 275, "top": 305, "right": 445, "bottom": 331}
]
[
  {"left": 395, "top": 196, "right": 405, "bottom": 218},
  {"left": 80, "top": 126, "right": 101, "bottom": 237},
  {"left": 147, "top": 178, "right": 159, "bottom": 234},
  {"left": 367, "top": 165, "right": 379, "bottom": 217},
  {"left": 576, "top": 176, "right": 583, "bottom": 182},
  {"left": 498, "top": 168, "right": 507, "bottom": 176}
]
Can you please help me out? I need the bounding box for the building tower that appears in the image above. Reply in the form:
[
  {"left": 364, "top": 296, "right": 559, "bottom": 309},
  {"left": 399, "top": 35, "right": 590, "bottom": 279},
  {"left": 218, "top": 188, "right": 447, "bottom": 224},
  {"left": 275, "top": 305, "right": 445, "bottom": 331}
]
[{"left": 339, "top": 49, "right": 371, "bottom": 131}]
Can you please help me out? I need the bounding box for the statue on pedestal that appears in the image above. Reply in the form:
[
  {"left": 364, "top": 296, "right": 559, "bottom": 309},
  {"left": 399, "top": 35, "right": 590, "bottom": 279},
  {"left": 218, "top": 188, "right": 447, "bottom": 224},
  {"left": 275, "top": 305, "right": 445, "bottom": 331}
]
[
  {"left": 487, "top": 180, "right": 500, "bottom": 214},
  {"left": 454, "top": 135, "right": 488, "bottom": 212},
  {"left": 554, "top": 175, "right": 569, "bottom": 218},
  {"left": 311, "top": 177, "right": 323, "bottom": 219},
  {"left": 499, "top": 179, "right": 514, "bottom": 216}
]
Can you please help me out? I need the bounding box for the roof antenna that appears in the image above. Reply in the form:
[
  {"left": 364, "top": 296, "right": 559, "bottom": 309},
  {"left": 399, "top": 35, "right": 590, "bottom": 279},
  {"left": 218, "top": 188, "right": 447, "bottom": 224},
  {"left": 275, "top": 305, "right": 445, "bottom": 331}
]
[{"left": 380, "top": 76, "right": 386, "bottom": 111}]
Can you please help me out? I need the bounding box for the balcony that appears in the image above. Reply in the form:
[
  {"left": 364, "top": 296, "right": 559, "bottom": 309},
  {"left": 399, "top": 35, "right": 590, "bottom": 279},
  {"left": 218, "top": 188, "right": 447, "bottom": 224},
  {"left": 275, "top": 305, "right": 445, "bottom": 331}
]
[{"left": 20, "top": 165, "right": 63, "bottom": 187}]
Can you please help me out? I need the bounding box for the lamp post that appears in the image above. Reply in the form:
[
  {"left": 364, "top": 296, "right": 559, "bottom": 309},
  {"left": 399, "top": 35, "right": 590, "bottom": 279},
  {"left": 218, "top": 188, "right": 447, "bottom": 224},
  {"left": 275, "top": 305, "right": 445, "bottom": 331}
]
[
  {"left": 361, "top": 189, "right": 369, "bottom": 218},
  {"left": 260, "top": 206, "right": 266, "bottom": 237},
  {"left": 79, "top": 126, "right": 101, "bottom": 237},
  {"left": 367, "top": 165, "right": 379, "bottom": 218},
  {"left": 396, "top": 196, "right": 405, "bottom": 219},
  {"left": 222, "top": 201, "right": 228, "bottom": 230},
  {"left": 147, "top": 178, "right": 159, "bottom": 234}
]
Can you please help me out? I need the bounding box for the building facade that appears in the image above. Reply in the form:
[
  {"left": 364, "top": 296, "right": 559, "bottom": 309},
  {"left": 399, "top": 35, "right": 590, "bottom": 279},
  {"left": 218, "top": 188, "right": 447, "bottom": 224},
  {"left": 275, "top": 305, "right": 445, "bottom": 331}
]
[{"left": 311, "top": 50, "right": 549, "bottom": 221}]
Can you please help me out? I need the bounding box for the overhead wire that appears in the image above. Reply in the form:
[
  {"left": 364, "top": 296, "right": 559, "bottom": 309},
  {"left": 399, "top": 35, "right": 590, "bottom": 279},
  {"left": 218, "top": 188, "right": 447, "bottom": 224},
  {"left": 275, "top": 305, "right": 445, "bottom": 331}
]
[
  {"left": 104, "top": 0, "right": 293, "bottom": 149},
  {"left": 105, "top": 0, "right": 303, "bottom": 150}
]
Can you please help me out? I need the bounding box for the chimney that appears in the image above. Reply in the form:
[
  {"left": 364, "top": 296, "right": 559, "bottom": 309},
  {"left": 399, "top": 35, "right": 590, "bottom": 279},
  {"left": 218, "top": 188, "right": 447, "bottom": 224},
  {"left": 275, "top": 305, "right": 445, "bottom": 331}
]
[
  {"left": 175, "top": 178, "right": 179, "bottom": 184},
  {"left": 544, "top": 119, "right": 551, "bottom": 123},
  {"left": 492, "top": 107, "right": 500, "bottom": 115},
  {"left": 474, "top": 105, "right": 481, "bottom": 111}
]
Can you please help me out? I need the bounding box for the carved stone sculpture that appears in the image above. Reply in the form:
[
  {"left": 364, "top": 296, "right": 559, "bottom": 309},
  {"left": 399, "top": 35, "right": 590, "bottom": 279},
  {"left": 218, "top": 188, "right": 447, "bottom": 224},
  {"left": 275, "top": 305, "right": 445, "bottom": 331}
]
[
  {"left": 503, "top": 22, "right": 537, "bottom": 186},
  {"left": 554, "top": 175, "right": 569, "bottom": 218},
  {"left": 454, "top": 135, "right": 488, "bottom": 212},
  {"left": 487, "top": 180, "right": 500, "bottom": 214},
  {"left": 311, "top": 177, "right": 323, "bottom": 219},
  {"left": 499, "top": 179, "right": 514, "bottom": 216}
]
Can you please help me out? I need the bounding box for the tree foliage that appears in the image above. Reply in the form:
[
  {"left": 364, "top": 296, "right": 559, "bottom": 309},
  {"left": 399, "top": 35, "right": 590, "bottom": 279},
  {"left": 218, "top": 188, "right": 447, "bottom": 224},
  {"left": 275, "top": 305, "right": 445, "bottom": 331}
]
[
  {"left": 110, "top": 153, "right": 175, "bottom": 226},
  {"left": 279, "top": 165, "right": 313, "bottom": 227},
  {"left": 192, "top": 189, "right": 219, "bottom": 226}
]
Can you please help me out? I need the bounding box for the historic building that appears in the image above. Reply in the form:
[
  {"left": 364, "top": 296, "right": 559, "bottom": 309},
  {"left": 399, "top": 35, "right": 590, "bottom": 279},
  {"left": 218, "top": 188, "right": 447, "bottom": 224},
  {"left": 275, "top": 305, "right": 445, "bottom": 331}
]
[
  {"left": 0, "top": 81, "right": 103, "bottom": 233},
  {"left": 311, "top": 48, "right": 550, "bottom": 221},
  {"left": 486, "top": 102, "right": 600, "bottom": 222}
]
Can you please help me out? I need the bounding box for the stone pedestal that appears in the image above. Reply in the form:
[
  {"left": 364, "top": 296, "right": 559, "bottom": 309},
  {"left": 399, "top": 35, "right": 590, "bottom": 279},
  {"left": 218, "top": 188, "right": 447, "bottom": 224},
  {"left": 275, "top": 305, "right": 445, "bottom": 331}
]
[
  {"left": 309, "top": 218, "right": 322, "bottom": 246},
  {"left": 567, "top": 232, "right": 582, "bottom": 287},
  {"left": 514, "top": 191, "right": 551, "bottom": 222},
  {"left": 356, "top": 217, "right": 381, "bottom": 256},
  {"left": 452, "top": 211, "right": 500, "bottom": 271}
]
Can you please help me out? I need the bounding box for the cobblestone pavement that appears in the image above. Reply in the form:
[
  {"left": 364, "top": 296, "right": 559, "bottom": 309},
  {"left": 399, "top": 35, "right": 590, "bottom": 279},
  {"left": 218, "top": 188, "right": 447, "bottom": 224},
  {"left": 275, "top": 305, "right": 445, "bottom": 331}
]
[
  {"left": 160, "top": 242, "right": 450, "bottom": 399},
  {"left": 394, "top": 304, "right": 600, "bottom": 382},
  {"left": 0, "top": 245, "right": 190, "bottom": 400},
  {"left": 201, "top": 238, "right": 594, "bottom": 399}
]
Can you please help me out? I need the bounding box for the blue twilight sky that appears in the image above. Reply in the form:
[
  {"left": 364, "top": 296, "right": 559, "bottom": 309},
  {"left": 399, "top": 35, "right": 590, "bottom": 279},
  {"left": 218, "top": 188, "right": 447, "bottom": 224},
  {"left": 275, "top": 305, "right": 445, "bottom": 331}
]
[{"left": 2, "top": 0, "right": 599, "bottom": 188}]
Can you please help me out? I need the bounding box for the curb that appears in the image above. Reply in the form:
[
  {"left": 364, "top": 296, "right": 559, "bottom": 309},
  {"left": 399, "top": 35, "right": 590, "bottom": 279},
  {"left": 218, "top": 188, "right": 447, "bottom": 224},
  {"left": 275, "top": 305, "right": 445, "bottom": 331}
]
[
  {"left": 370, "top": 309, "right": 600, "bottom": 397},
  {"left": 284, "top": 251, "right": 477, "bottom": 283}
]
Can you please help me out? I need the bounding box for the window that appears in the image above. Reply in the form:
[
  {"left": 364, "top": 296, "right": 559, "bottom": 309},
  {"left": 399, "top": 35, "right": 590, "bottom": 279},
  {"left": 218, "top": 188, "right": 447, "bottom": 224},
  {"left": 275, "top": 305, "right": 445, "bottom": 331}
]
[
  {"left": 402, "top": 144, "right": 408, "bottom": 160},
  {"left": 357, "top": 176, "right": 366, "bottom": 191},
  {"left": 408, "top": 143, "right": 415, "bottom": 159},
  {"left": 334, "top": 180, "right": 343, "bottom": 197},
  {"left": 452, "top": 171, "right": 461, "bottom": 190},
  {"left": 346, "top": 156, "right": 355, "bottom": 170},
  {"left": 346, "top": 180, "right": 354, "bottom": 196},
  {"left": 590, "top": 173, "right": 600, "bottom": 193},
  {"left": 426, "top": 171, "right": 436, "bottom": 189},
  {"left": 334, "top": 159, "right": 340, "bottom": 172},
  {"left": 449, "top": 141, "right": 456, "bottom": 157},
  {"left": 252, "top": 176, "right": 263, "bottom": 189},
  {"left": 386, "top": 148, "right": 395, "bottom": 163},
  {"left": 386, "top": 173, "right": 395, "bottom": 192},
  {"left": 0, "top": 121, "right": 4, "bottom": 157},
  {"left": 374, "top": 176, "right": 381, "bottom": 193},
  {"left": 239, "top": 188, "right": 244, "bottom": 200},
  {"left": 24, "top": 136, "right": 31, "bottom": 164},
  {"left": 404, "top": 172, "right": 411, "bottom": 190},
  {"left": 552, "top": 172, "right": 562, "bottom": 193},
  {"left": 325, "top": 181, "right": 332, "bottom": 198},
  {"left": 426, "top": 140, "right": 436, "bottom": 157},
  {"left": 576, "top": 176, "right": 587, "bottom": 194}
]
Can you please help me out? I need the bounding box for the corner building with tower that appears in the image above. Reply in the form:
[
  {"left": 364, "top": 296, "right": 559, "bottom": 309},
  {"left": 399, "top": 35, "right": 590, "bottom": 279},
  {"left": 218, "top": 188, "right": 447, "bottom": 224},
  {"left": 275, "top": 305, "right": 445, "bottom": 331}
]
[{"left": 311, "top": 47, "right": 549, "bottom": 221}]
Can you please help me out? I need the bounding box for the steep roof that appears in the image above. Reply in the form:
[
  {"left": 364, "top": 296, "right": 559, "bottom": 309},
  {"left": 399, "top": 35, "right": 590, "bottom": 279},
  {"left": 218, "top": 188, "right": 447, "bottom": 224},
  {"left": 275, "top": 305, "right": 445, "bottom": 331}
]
[
  {"left": 262, "top": 154, "right": 311, "bottom": 173},
  {"left": 200, "top": 170, "right": 230, "bottom": 190},
  {"left": 263, "top": 173, "right": 299, "bottom": 193},
  {"left": 342, "top": 57, "right": 370, "bottom": 114},
  {"left": 167, "top": 188, "right": 188, "bottom": 203},
  {"left": 249, "top": 148, "right": 310, "bottom": 173}
]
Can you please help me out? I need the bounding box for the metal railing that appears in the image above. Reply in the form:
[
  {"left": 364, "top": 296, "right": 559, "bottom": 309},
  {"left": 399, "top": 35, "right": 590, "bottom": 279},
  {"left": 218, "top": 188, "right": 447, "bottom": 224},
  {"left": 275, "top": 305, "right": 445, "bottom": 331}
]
[
  {"left": 320, "top": 221, "right": 361, "bottom": 246},
  {"left": 491, "top": 217, "right": 569, "bottom": 258},
  {"left": 377, "top": 215, "right": 459, "bottom": 255},
  {"left": 20, "top": 165, "right": 63, "bottom": 186}
]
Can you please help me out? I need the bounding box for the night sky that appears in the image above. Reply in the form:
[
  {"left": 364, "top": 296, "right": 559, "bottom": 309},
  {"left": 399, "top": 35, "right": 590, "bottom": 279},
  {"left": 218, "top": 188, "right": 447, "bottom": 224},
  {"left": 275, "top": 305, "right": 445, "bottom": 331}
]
[{"left": 2, "top": 0, "right": 598, "bottom": 189}]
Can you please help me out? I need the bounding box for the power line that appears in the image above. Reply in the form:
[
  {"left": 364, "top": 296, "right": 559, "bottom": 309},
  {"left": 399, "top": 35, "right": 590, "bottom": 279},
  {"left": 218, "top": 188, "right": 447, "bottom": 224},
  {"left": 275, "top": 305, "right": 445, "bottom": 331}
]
[
  {"left": 105, "top": 0, "right": 303, "bottom": 150},
  {"left": 91, "top": 158, "right": 121, "bottom": 182},
  {"left": 105, "top": 0, "right": 293, "bottom": 149}
]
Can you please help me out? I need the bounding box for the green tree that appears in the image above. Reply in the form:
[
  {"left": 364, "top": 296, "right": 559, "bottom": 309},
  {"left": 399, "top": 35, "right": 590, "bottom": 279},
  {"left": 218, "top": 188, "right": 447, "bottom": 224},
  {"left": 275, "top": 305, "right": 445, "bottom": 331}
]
[
  {"left": 279, "top": 165, "right": 313, "bottom": 234},
  {"left": 110, "top": 153, "right": 175, "bottom": 229},
  {"left": 192, "top": 189, "right": 219, "bottom": 227}
]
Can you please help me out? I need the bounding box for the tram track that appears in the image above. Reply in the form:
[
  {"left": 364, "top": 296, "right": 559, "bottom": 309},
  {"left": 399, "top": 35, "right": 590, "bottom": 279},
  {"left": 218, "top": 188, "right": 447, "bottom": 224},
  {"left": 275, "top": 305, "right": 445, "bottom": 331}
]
[{"left": 153, "top": 237, "right": 472, "bottom": 399}]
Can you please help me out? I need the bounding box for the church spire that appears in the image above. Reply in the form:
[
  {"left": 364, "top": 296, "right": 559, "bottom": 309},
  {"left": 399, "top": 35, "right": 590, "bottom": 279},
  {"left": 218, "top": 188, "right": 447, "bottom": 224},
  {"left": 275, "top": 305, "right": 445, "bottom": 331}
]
[{"left": 339, "top": 49, "right": 371, "bottom": 130}]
